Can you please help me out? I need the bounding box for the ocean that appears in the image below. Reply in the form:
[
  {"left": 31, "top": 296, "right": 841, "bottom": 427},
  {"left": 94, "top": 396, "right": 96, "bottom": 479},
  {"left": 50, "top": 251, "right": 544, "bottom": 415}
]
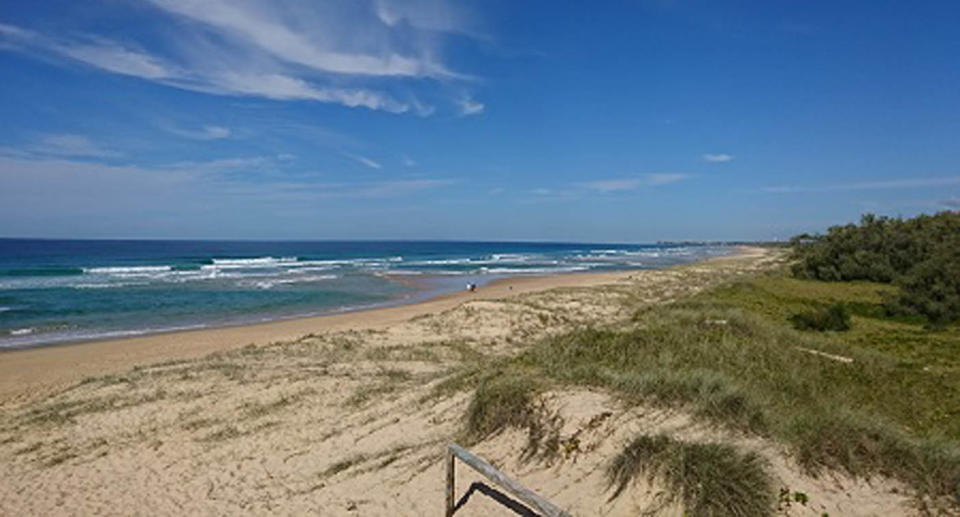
[{"left": 0, "top": 239, "right": 732, "bottom": 349}]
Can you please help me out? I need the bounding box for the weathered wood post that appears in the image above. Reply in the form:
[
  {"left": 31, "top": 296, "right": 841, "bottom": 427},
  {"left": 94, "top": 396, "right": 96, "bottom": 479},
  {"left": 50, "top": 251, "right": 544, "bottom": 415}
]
[
  {"left": 445, "top": 443, "right": 572, "bottom": 517},
  {"left": 445, "top": 446, "right": 456, "bottom": 517}
]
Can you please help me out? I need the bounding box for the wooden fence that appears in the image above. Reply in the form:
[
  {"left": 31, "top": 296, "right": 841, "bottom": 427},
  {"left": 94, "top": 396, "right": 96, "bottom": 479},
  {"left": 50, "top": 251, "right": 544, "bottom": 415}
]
[{"left": 445, "top": 443, "right": 572, "bottom": 517}]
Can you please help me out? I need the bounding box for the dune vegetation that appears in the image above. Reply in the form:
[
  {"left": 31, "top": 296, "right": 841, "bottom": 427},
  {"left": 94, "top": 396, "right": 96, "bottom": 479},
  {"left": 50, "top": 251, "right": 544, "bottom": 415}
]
[{"left": 448, "top": 266, "right": 960, "bottom": 515}]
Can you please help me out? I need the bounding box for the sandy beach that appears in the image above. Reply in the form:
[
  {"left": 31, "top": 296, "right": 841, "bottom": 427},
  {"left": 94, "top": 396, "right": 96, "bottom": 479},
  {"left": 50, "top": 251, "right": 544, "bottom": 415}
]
[{"left": 0, "top": 247, "right": 921, "bottom": 516}]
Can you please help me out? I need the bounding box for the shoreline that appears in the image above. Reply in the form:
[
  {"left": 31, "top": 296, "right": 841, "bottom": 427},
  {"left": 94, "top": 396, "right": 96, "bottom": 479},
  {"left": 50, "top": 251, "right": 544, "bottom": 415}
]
[{"left": 0, "top": 247, "right": 764, "bottom": 404}]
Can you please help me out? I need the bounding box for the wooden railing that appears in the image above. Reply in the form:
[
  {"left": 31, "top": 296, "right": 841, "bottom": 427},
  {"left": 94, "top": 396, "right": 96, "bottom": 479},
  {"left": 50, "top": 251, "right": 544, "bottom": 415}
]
[{"left": 445, "top": 443, "right": 572, "bottom": 517}]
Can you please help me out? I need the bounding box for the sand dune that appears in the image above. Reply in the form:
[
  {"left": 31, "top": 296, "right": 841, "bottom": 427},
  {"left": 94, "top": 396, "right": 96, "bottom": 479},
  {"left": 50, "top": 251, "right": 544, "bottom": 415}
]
[{"left": 0, "top": 248, "right": 919, "bottom": 515}]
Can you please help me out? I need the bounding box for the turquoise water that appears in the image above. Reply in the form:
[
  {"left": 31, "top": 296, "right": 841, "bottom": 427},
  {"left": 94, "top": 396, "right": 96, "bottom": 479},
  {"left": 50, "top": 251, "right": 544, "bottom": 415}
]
[{"left": 0, "top": 239, "right": 731, "bottom": 348}]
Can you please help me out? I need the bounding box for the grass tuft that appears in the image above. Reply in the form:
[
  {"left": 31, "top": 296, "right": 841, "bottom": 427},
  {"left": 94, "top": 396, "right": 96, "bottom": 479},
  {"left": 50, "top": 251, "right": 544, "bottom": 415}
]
[
  {"left": 463, "top": 376, "right": 542, "bottom": 442},
  {"left": 606, "top": 434, "right": 774, "bottom": 516}
]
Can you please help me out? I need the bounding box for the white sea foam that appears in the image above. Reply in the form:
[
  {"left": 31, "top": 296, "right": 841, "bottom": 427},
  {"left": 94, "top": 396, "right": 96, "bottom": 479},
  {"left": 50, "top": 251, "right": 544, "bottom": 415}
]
[
  {"left": 84, "top": 265, "right": 173, "bottom": 274},
  {"left": 211, "top": 257, "right": 298, "bottom": 267},
  {"left": 208, "top": 257, "right": 385, "bottom": 270},
  {"left": 10, "top": 328, "right": 34, "bottom": 336},
  {"left": 405, "top": 258, "right": 474, "bottom": 265},
  {"left": 242, "top": 274, "right": 338, "bottom": 289},
  {"left": 0, "top": 307, "right": 11, "bottom": 313},
  {"left": 279, "top": 260, "right": 344, "bottom": 267},
  {"left": 73, "top": 281, "right": 150, "bottom": 289},
  {"left": 479, "top": 266, "right": 590, "bottom": 274},
  {"left": 490, "top": 253, "right": 535, "bottom": 262}
]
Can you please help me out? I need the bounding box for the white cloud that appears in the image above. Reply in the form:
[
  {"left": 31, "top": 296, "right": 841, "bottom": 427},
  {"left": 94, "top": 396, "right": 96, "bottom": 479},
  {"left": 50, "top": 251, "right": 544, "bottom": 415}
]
[
  {"left": 703, "top": 153, "right": 734, "bottom": 163},
  {"left": 0, "top": 0, "right": 479, "bottom": 114},
  {"left": 764, "top": 176, "right": 960, "bottom": 193},
  {"left": 457, "top": 95, "right": 485, "bottom": 116},
  {"left": 59, "top": 38, "right": 177, "bottom": 80},
  {"left": 581, "top": 173, "right": 691, "bottom": 192},
  {"left": 164, "top": 124, "right": 233, "bottom": 140},
  {"left": 343, "top": 152, "right": 383, "bottom": 170},
  {"left": 0, "top": 134, "right": 122, "bottom": 159},
  {"left": 374, "top": 0, "right": 469, "bottom": 33},
  {"left": 0, "top": 24, "right": 180, "bottom": 80},
  {"left": 146, "top": 0, "right": 458, "bottom": 79},
  {"left": 195, "top": 72, "right": 412, "bottom": 113},
  {"left": 402, "top": 156, "right": 417, "bottom": 167},
  {"left": 646, "top": 173, "right": 691, "bottom": 185},
  {"left": 0, "top": 25, "right": 413, "bottom": 113}
]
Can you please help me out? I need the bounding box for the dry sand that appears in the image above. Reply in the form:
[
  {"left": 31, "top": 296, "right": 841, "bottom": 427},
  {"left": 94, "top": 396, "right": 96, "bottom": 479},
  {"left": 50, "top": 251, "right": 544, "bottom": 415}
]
[{"left": 0, "top": 247, "right": 921, "bottom": 516}]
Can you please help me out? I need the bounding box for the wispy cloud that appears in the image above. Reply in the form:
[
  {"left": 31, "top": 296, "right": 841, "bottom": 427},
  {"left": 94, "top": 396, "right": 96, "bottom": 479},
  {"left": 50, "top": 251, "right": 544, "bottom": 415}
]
[
  {"left": 0, "top": 154, "right": 451, "bottom": 217},
  {"left": 146, "top": 0, "right": 458, "bottom": 79},
  {"left": 36, "top": 134, "right": 121, "bottom": 158},
  {"left": 163, "top": 124, "right": 233, "bottom": 141},
  {"left": 343, "top": 152, "right": 383, "bottom": 170},
  {"left": 227, "top": 178, "right": 453, "bottom": 199},
  {"left": 402, "top": 156, "right": 417, "bottom": 167},
  {"left": 764, "top": 176, "right": 960, "bottom": 193},
  {"left": 0, "top": 0, "right": 482, "bottom": 114},
  {"left": 703, "top": 153, "right": 734, "bottom": 163},
  {"left": 0, "top": 24, "right": 411, "bottom": 113},
  {"left": 0, "top": 133, "right": 122, "bottom": 159},
  {"left": 374, "top": 0, "right": 474, "bottom": 34},
  {"left": 581, "top": 173, "right": 691, "bottom": 192},
  {"left": 457, "top": 95, "right": 485, "bottom": 116},
  {"left": 0, "top": 23, "right": 180, "bottom": 80}
]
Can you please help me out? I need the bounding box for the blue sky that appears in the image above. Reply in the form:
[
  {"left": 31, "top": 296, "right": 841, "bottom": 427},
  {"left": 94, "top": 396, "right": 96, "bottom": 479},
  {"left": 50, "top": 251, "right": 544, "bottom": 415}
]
[{"left": 1, "top": 0, "right": 959, "bottom": 242}]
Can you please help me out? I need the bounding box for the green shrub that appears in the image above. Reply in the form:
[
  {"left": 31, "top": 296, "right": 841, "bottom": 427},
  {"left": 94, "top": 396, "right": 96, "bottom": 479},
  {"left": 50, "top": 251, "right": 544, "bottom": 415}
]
[
  {"left": 789, "top": 304, "right": 851, "bottom": 332},
  {"left": 892, "top": 243, "right": 960, "bottom": 325},
  {"left": 792, "top": 211, "right": 960, "bottom": 323}
]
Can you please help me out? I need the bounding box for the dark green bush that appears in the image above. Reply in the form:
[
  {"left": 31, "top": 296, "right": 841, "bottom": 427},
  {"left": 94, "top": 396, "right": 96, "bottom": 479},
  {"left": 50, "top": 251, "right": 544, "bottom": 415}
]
[
  {"left": 792, "top": 211, "right": 960, "bottom": 324},
  {"left": 789, "top": 304, "right": 851, "bottom": 332}
]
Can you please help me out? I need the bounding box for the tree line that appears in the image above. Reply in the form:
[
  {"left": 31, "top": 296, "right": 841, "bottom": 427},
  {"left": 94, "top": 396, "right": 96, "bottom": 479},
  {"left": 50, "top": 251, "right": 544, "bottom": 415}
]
[{"left": 791, "top": 211, "right": 960, "bottom": 324}]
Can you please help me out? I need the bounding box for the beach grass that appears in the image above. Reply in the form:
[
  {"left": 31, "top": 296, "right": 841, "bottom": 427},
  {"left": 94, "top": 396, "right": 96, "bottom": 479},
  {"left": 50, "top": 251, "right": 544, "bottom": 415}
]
[
  {"left": 452, "top": 270, "right": 960, "bottom": 510},
  {"left": 462, "top": 375, "right": 543, "bottom": 442},
  {"left": 606, "top": 434, "right": 774, "bottom": 516}
]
